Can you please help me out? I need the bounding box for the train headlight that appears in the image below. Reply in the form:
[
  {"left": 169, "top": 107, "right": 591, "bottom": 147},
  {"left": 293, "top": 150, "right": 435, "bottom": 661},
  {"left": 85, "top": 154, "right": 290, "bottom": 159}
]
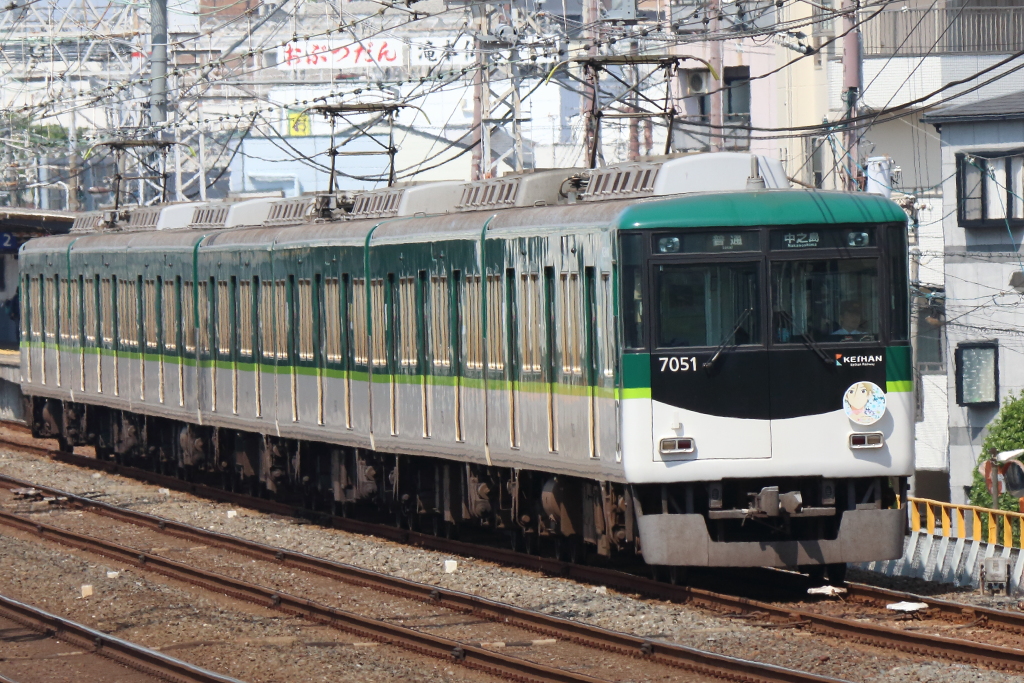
[
  {"left": 849, "top": 432, "right": 884, "bottom": 449},
  {"left": 656, "top": 236, "right": 681, "bottom": 253},
  {"left": 847, "top": 231, "right": 870, "bottom": 247}
]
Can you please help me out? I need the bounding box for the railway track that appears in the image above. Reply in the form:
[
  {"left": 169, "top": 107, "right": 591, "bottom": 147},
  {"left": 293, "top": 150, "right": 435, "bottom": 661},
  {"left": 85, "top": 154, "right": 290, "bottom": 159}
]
[
  {"left": 0, "top": 590, "right": 246, "bottom": 683},
  {"left": 0, "top": 474, "right": 845, "bottom": 683},
  {"left": 2, "top": 429, "right": 1024, "bottom": 673}
]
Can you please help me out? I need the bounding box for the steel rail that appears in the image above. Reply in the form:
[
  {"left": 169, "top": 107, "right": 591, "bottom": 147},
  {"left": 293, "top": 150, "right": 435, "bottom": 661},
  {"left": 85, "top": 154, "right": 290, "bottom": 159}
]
[
  {"left": 0, "top": 508, "right": 612, "bottom": 683},
  {"left": 0, "top": 502, "right": 850, "bottom": 683},
  {"left": 0, "top": 591, "right": 247, "bottom": 683},
  {"left": 4, "top": 433, "right": 1024, "bottom": 671},
  {"left": 841, "top": 581, "right": 1024, "bottom": 633},
  {"left": 0, "top": 471, "right": 844, "bottom": 683}
]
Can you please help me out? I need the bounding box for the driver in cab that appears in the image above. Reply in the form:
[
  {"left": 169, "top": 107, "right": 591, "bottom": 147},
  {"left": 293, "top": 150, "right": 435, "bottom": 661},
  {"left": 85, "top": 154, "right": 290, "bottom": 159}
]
[{"left": 832, "top": 300, "right": 869, "bottom": 340}]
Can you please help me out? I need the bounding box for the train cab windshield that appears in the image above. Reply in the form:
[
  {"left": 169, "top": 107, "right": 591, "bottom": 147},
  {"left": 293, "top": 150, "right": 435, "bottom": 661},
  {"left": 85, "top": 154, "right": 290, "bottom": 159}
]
[
  {"left": 624, "top": 223, "right": 908, "bottom": 351},
  {"left": 771, "top": 259, "right": 878, "bottom": 343}
]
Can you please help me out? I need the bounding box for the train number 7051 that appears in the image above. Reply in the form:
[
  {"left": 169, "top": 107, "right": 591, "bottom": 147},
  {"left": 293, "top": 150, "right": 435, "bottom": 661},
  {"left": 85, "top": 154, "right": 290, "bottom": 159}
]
[{"left": 658, "top": 356, "right": 698, "bottom": 372}]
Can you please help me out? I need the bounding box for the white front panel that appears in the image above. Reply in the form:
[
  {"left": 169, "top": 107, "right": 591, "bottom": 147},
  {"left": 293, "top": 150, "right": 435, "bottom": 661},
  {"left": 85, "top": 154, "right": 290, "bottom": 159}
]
[{"left": 651, "top": 399, "right": 771, "bottom": 461}]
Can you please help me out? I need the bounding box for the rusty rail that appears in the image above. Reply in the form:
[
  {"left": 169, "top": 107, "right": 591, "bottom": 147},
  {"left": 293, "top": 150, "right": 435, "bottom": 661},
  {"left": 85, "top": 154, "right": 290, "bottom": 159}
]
[
  {"left": 0, "top": 591, "right": 246, "bottom": 683},
  {"left": 4, "top": 433, "right": 1024, "bottom": 672},
  {"left": 0, "top": 488, "right": 847, "bottom": 683},
  {"left": 0, "top": 471, "right": 847, "bottom": 683}
]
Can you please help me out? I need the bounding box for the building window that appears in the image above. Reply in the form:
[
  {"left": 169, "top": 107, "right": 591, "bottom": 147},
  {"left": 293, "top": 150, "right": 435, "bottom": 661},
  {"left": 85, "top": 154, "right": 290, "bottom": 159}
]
[
  {"left": 955, "top": 341, "right": 998, "bottom": 406},
  {"left": 956, "top": 151, "right": 1024, "bottom": 228},
  {"left": 915, "top": 291, "right": 945, "bottom": 374}
]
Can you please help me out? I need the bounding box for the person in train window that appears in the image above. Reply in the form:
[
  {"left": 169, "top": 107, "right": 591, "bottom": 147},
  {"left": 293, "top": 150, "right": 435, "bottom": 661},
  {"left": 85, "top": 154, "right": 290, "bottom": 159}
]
[{"left": 832, "top": 300, "right": 868, "bottom": 338}]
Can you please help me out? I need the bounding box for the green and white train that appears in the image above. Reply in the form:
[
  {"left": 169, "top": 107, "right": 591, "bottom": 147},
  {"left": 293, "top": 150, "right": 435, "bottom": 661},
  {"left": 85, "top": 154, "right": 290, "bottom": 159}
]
[{"left": 20, "top": 152, "right": 912, "bottom": 573}]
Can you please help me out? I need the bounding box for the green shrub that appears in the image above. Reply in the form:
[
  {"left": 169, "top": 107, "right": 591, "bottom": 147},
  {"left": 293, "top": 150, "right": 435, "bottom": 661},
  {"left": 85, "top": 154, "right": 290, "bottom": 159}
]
[{"left": 967, "top": 390, "right": 1024, "bottom": 512}]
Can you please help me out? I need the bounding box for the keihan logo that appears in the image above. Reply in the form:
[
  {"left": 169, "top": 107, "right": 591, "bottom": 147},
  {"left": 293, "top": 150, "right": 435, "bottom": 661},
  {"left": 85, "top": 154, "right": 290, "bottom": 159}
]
[{"left": 835, "top": 354, "right": 843, "bottom": 367}]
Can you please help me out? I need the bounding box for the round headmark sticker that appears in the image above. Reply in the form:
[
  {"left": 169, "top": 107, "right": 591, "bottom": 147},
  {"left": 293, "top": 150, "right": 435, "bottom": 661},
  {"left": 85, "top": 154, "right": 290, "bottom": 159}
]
[{"left": 843, "top": 381, "right": 886, "bottom": 425}]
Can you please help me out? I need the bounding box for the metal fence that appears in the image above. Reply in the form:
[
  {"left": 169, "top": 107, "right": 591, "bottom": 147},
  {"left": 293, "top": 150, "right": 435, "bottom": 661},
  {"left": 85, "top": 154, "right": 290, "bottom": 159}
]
[
  {"left": 910, "top": 497, "right": 1024, "bottom": 548},
  {"left": 861, "top": 7, "right": 1024, "bottom": 56}
]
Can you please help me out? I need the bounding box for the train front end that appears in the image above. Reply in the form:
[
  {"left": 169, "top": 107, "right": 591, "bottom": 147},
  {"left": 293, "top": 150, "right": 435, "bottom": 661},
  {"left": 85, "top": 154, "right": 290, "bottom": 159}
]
[{"left": 619, "top": 191, "right": 913, "bottom": 570}]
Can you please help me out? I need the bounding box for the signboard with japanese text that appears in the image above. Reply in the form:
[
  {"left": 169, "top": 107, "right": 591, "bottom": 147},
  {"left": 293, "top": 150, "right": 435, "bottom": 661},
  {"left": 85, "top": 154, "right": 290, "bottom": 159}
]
[
  {"left": 287, "top": 110, "right": 311, "bottom": 136},
  {"left": 408, "top": 35, "right": 475, "bottom": 67},
  {"left": 277, "top": 39, "right": 404, "bottom": 70}
]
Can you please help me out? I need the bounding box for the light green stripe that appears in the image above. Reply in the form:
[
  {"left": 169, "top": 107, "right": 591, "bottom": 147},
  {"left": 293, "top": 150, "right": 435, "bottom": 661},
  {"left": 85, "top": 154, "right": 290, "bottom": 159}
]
[{"left": 887, "top": 380, "right": 913, "bottom": 393}]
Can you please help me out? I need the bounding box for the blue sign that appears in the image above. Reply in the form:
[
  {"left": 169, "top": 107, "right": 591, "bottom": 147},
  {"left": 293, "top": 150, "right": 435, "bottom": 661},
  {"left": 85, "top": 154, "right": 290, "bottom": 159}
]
[{"left": 0, "top": 234, "right": 15, "bottom": 252}]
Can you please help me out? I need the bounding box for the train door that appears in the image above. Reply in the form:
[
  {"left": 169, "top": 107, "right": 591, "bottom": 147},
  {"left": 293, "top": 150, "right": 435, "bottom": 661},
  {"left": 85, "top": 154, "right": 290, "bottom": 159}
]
[
  {"left": 584, "top": 266, "right": 598, "bottom": 458},
  {"left": 766, "top": 226, "right": 893, "bottom": 461},
  {"left": 645, "top": 230, "right": 772, "bottom": 461}
]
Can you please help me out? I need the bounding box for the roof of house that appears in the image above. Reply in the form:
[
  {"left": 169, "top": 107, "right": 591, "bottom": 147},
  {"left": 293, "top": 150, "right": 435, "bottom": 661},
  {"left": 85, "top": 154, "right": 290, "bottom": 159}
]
[{"left": 922, "top": 91, "right": 1024, "bottom": 124}]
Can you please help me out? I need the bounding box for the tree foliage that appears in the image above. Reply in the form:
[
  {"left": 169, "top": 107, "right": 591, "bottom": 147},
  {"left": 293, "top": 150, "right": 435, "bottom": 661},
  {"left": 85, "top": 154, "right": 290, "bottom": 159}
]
[{"left": 968, "top": 390, "right": 1024, "bottom": 511}]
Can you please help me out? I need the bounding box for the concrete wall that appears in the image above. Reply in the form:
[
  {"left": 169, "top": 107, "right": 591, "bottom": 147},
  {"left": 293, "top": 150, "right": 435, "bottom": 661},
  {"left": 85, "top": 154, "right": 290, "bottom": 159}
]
[{"left": 937, "top": 120, "right": 1024, "bottom": 504}]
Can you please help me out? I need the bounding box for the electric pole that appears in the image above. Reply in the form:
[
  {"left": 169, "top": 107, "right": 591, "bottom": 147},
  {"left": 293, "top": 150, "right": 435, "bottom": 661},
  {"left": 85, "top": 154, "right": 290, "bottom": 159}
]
[
  {"left": 583, "top": 0, "right": 599, "bottom": 166},
  {"left": 150, "top": 0, "right": 168, "bottom": 125},
  {"left": 709, "top": 0, "right": 723, "bottom": 152},
  {"left": 471, "top": 3, "right": 485, "bottom": 180},
  {"left": 841, "top": 0, "right": 862, "bottom": 190}
]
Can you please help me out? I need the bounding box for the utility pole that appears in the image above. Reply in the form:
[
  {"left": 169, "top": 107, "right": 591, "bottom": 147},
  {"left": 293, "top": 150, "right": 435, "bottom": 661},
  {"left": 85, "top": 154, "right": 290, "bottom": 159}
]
[
  {"left": 150, "top": 0, "right": 168, "bottom": 125},
  {"left": 709, "top": 0, "right": 724, "bottom": 152},
  {"left": 583, "top": 0, "right": 599, "bottom": 166},
  {"left": 471, "top": 3, "right": 485, "bottom": 180},
  {"left": 841, "top": 0, "right": 862, "bottom": 190},
  {"left": 68, "top": 109, "right": 80, "bottom": 211}
]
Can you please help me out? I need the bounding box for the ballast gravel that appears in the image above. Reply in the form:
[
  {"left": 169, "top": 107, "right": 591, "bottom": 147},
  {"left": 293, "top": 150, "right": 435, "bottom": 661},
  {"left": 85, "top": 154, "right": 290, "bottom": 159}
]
[{"left": 0, "top": 444, "right": 1019, "bottom": 683}]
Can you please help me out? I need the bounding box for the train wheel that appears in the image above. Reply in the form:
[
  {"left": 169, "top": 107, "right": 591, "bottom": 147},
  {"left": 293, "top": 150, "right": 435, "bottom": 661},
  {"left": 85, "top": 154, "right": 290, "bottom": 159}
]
[
  {"left": 55, "top": 436, "right": 73, "bottom": 453},
  {"left": 826, "top": 562, "right": 848, "bottom": 585}
]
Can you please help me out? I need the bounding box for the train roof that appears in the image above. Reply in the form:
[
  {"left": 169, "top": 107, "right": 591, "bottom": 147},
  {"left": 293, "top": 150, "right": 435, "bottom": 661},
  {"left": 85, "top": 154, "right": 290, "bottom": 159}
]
[{"left": 617, "top": 189, "right": 908, "bottom": 231}]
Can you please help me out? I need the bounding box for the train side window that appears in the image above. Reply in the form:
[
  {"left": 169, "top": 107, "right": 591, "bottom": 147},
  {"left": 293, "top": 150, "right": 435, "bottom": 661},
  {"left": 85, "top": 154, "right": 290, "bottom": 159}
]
[
  {"left": 238, "top": 278, "right": 253, "bottom": 357},
  {"left": 430, "top": 276, "right": 450, "bottom": 368},
  {"left": 324, "top": 277, "right": 341, "bottom": 363},
  {"left": 619, "top": 234, "right": 645, "bottom": 350},
  {"left": 20, "top": 275, "right": 28, "bottom": 343},
  {"left": 100, "top": 278, "right": 113, "bottom": 345},
  {"left": 464, "top": 275, "right": 483, "bottom": 370},
  {"left": 119, "top": 277, "right": 140, "bottom": 351},
  {"left": 145, "top": 279, "right": 158, "bottom": 352},
  {"left": 398, "top": 277, "right": 417, "bottom": 368},
  {"left": 601, "top": 272, "right": 615, "bottom": 378},
  {"left": 519, "top": 273, "right": 541, "bottom": 374},
  {"left": 217, "top": 280, "right": 231, "bottom": 356},
  {"left": 29, "top": 275, "right": 40, "bottom": 342},
  {"left": 44, "top": 276, "right": 56, "bottom": 344},
  {"left": 560, "top": 272, "right": 582, "bottom": 376},
  {"left": 888, "top": 225, "right": 910, "bottom": 341},
  {"left": 352, "top": 278, "right": 368, "bottom": 365},
  {"left": 181, "top": 281, "right": 195, "bottom": 353},
  {"left": 197, "top": 280, "right": 210, "bottom": 355},
  {"left": 70, "top": 276, "right": 82, "bottom": 346},
  {"left": 259, "top": 279, "right": 273, "bottom": 361},
  {"left": 297, "top": 278, "right": 314, "bottom": 361},
  {"left": 273, "top": 279, "right": 288, "bottom": 360},
  {"left": 84, "top": 278, "right": 96, "bottom": 345},
  {"left": 60, "top": 276, "right": 71, "bottom": 346},
  {"left": 486, "top": 274, "right": 504, "bottom": 371},
  {"left": 163, "top": 279, "right": 177, "bottom": 352},
  {"left": 370, "top": 278, "right": 387, "bottom": 367}
]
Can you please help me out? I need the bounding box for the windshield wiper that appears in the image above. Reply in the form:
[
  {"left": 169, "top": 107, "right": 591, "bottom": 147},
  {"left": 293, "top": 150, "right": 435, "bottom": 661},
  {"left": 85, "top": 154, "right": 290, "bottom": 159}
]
[
  {"left": 777, "top": 310, "right": 832, "bottom": 365},
  {"left": 703, "top": 308, "right": 753, "bottom": 371}
]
